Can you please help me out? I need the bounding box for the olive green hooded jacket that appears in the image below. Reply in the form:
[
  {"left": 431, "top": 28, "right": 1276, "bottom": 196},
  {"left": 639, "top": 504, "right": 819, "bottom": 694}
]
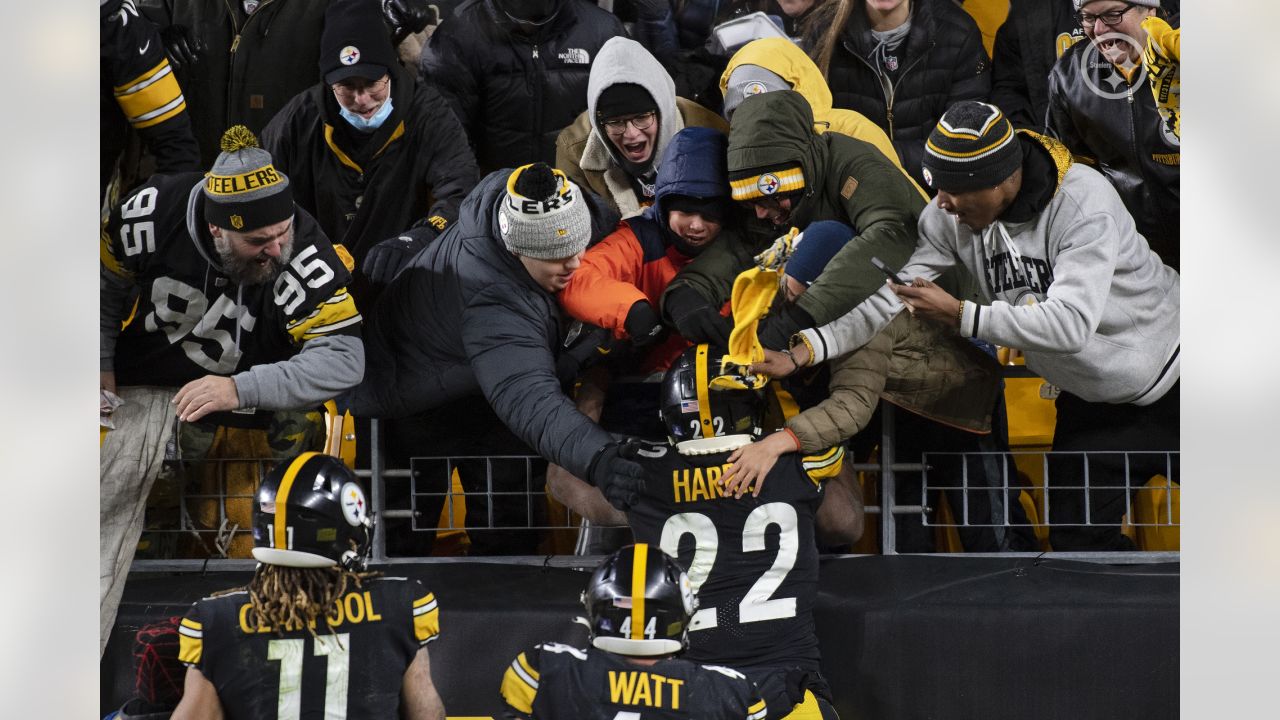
[{"left": 678, "top": 89, "right": 928, "bottom": 330}]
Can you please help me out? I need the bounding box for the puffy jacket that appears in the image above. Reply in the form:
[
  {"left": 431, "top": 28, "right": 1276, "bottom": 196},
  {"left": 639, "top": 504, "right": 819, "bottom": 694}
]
[
  {"left": 719, "top": 37, "right": 927, "bottom": 200},
  {"left": 788, "top": 311, "right": 1002, "bottom": 452},
  {"left": 262, "top": 62, "right": 480, "bottom": 289},
  {"left": 726, "top": 90, "right": 928, "bottom": 328},
  {"left": 144, "top": 0, "right": 329, "bottom": 167},
  {"left": 420, "top": 0, "right": 625, "bottom": 174},
  {"left": 342, "top": 170, "right": 618, "bottom": 479},
  {"left": 556, "top": 37, "right": 728, "bottom": 219},
  {"left": 1047, "top": 28, "right": 1180, "bottom": 270},
  {"left": 559, "top": 127, "right": 733, "bottom": 371},
  {"left": 804, "top": 0, "right": 990, "bottom": 189}
]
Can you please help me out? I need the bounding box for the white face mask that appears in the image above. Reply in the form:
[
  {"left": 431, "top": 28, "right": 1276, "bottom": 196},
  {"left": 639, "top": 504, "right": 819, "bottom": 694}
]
[{"left": 339, "top": 96, "right": 394, "bottom": 132}]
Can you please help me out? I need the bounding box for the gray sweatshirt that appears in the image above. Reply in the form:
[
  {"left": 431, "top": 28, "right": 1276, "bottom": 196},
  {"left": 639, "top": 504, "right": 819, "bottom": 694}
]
[{"left": 800, "top": 162, "right": 1179, "bottom": 406}]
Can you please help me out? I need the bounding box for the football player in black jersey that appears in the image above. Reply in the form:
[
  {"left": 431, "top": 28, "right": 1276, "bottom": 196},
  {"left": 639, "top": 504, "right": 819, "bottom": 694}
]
[
  {"left": 501, "top": 543, "right": 768, "bottom": 720},
  {"left": 624, "top": 344, "right": 860, "bottom": 719},
  {"left": 171, "top": 453, "right": 445, "bottom": 719}
]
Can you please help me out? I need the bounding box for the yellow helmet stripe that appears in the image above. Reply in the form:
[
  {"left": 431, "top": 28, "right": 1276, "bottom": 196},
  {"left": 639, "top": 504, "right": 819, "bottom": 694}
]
[
  {"left": 274, "top": 452, "right": 320, "bottom": 551},
  {"left": 630, "top": 543, "right": 649, "bottom": 640},
  {"left": 694, "top": 344, "right": 713, "bottom": 437}
]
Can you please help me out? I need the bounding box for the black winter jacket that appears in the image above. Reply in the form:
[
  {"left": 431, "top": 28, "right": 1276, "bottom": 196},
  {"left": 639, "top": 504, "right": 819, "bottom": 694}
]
[
  {"left": 419, "top": 0, "right": 625, "bottom": 174},
  {"left": 1047, "top": 33, "right": 1180, "bottom": 270},
  {"left": 805, "top": 0, "right": 990, "bottom": 190},
  {"left": 143, "top": 0, "right": 328, "bottom": 167},
  {"left": 261, "top": 63, "right": 480, "bottom": 291},
  {"left": 343, "top": 170, "right": 620, "bottom": 479},
  {"left": 990, "top": 0, "right": 1179, "bottom": 131}
]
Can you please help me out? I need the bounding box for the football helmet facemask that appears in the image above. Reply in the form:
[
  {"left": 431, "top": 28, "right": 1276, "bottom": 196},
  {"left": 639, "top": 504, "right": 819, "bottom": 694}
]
[
  {"left": 660, "top": 343, "right": 764, "bottom": 444},
  {"left": 581, "top": 543, "right": 697, "bottom": 657},
  {"left": 252, "top": 452, "right": 373, "bottom": 571}
]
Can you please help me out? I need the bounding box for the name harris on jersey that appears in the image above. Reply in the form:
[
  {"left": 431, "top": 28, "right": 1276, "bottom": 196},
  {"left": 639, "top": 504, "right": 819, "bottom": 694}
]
[{"left": 671, "top": 464, "right": 757, "bottom": 503}]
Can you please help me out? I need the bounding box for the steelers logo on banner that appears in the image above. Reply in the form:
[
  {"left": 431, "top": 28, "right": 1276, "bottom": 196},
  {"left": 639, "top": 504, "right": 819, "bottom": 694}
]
[
  {"left": 340, "top": 482, "right": 368, "bottom": 526},
  {"left": 339, "top": 45, "right": 361, "bottom": 66},
  {"left": 757, "top": 173, "right": 781, "bottom": 195}
]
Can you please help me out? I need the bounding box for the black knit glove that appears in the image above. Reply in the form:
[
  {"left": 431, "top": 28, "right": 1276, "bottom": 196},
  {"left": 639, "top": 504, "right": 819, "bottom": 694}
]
[
  {"left": 363, "top": 225, "right": 437, "bottom": 285},
  {"left": 588, "top": 440, "right": 646, "bottom": 511},
  {"left": 624, "top": 300, "right": 666, "bottom": 350},
  {"left": 159, "top": 24, "right": 203, "bottom": 71},
  {"left": 383, "top": 0, "right": 435, "bottom": 44},
  {"left": 665, "top": 286, "right": 732, "bottom": 347},
  {"left": 757, "top": 301, "right": 815, "bottom": 350}
]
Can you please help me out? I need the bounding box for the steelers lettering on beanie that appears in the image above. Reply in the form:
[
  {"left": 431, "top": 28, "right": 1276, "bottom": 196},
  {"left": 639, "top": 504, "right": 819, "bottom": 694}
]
[
  {"left": 498, "top": 163, "right": 592, "bottom": 260},
  {"left": 203, "top": 125, "right": 294, "bottom": 232}
]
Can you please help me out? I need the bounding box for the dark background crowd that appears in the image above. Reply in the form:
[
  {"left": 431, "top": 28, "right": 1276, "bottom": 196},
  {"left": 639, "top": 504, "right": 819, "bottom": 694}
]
[{"left": 100, "top": 0, "right": 1180, "bottom": 571}]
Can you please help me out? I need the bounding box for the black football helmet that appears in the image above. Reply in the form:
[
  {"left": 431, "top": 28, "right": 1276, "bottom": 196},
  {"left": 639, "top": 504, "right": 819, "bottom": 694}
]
[
  {"left": 582, "top": 543, "right": 697, "bottom": 657},
  {"left": 252, "top": 452, "right": 373, "bottom": 571},
  {"left": 660, "top": 343, "right": 764, "bottom": 444}
]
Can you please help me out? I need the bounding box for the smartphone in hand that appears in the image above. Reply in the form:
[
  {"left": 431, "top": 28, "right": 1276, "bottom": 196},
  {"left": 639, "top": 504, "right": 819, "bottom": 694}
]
[{"left": 871, "top": 256, "right": 908, "bottom": 285}]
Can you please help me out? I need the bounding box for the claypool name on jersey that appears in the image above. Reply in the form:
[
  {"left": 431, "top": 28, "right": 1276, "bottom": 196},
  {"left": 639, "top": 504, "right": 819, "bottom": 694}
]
[{"left": 235, "top": 589, "right": 387, "bottom": 634}]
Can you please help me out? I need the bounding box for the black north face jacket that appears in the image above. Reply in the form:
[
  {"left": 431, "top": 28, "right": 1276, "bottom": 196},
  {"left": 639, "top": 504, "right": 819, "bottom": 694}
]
[{"left": 419, "top": 0, "right": 625, "bottom": 173}]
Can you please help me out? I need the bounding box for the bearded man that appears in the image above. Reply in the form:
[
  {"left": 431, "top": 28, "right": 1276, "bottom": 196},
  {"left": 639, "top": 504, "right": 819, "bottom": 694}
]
[{"left": 99, "top": 125, "right": 364, "bottom": 657}]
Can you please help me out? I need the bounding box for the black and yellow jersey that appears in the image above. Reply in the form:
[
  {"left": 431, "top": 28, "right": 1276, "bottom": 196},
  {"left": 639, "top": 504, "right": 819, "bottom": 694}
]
[
  {"left": 177, "top": 576, "right": 437, "bottom": 719},
  {"left": 102, "top": 171, "right": 361, "bottom": 390},
  {"left": 99, "top": 0, "right": 199, "bottom": 190},
  {"left": 500, "top": 642, "right": 768, "bottom": 720},
  {"left": 625, "top": 441, "right": 843, "bottom": 673}
]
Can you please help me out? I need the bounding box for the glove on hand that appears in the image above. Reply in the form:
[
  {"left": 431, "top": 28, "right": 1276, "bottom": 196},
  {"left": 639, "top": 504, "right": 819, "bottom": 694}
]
[
  {"left": 665, "top": 287, "right": 732, "bottom": 347},
  {"left": 624, "top": 300, "right": 666, "bottom": 349},
  {"left": 756, "top": 301, "right": 814, "bottom": 350},
  {"left": 159, "top": 24, "right": 203, "bottom": 71},
  {"left": 557, "top": 322, "right": 616, "bottom": 383},
  {"left": 753, "top": 227, "right": 800, "bottom": 271},
  {"left": 588, "top": 440, "right": 646, "bottom": 511},
  {"left": 363, "top": 226, "right": 437, "bottom": 284},
  {"left": 383, "top": 0, "right": 435, "bottom": 44},
  {"left": 1141, "top": 16, "right": 1180, "bottom": 143}
]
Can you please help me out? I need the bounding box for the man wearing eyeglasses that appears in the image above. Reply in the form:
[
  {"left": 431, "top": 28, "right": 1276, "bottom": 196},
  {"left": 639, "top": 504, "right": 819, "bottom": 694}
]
[
  {"left": 1046, "top": 0, "right": 1179, "bottom": 270},
  {"left": 262, "top": 0, "right": 479, "bottom": 298},
  {"left": 557, "top": 36, "right": 727, "bottom": 219}
]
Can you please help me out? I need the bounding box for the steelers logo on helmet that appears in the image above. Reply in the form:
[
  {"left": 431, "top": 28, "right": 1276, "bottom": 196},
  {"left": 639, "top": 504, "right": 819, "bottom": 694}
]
[
  {"left": 339, "top": 45, "right": 361, "bottom": 66},
  {"left": 757, "top": 173, "right": 781, "bottom": 196},
  {"left": 340, "top": 482, "right": 368, "bottom": 526}
]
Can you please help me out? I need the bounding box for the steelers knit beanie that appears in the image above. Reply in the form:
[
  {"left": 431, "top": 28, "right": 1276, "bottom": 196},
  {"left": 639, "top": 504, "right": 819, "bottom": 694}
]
[
  {"left": 202, "top": 125, "right": 293, "bottom": 232},
  {"left": 498, "top": 163, "right": 592, "bottom": 259},
  {"left": 922, "top": 101, "right": 1023, "bottom": 193}
]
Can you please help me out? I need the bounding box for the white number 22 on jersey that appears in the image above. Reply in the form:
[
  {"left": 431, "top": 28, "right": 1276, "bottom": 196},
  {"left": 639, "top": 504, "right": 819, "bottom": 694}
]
[{"left": 659, "top": 502, "right": 799, "bottom": 631}]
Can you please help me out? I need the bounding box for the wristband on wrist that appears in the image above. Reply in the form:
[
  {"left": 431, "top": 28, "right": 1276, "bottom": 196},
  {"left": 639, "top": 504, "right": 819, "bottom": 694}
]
[
  {"left": 780, "top": 348, "right": 799, "bottom": 371},
  {"left": 782, "top": 427, "right": 802, "bottom": 451},
  {"left": 957, "top": 300, "right": 966, "bottom": 329},
  {"left": 791, "top": 333, "right": 815, "bottom": 367}
]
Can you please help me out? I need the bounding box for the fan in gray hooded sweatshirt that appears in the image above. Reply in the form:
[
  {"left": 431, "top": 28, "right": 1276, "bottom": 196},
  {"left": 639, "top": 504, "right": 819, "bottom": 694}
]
[{"left": 555, "top": 36, "right": 727, "bottom": 219}]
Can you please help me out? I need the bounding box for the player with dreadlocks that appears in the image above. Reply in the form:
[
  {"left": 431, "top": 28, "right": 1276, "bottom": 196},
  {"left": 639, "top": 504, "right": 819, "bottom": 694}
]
[{"left": 171, "top": 452, "right": 446, "bottom": 719}]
